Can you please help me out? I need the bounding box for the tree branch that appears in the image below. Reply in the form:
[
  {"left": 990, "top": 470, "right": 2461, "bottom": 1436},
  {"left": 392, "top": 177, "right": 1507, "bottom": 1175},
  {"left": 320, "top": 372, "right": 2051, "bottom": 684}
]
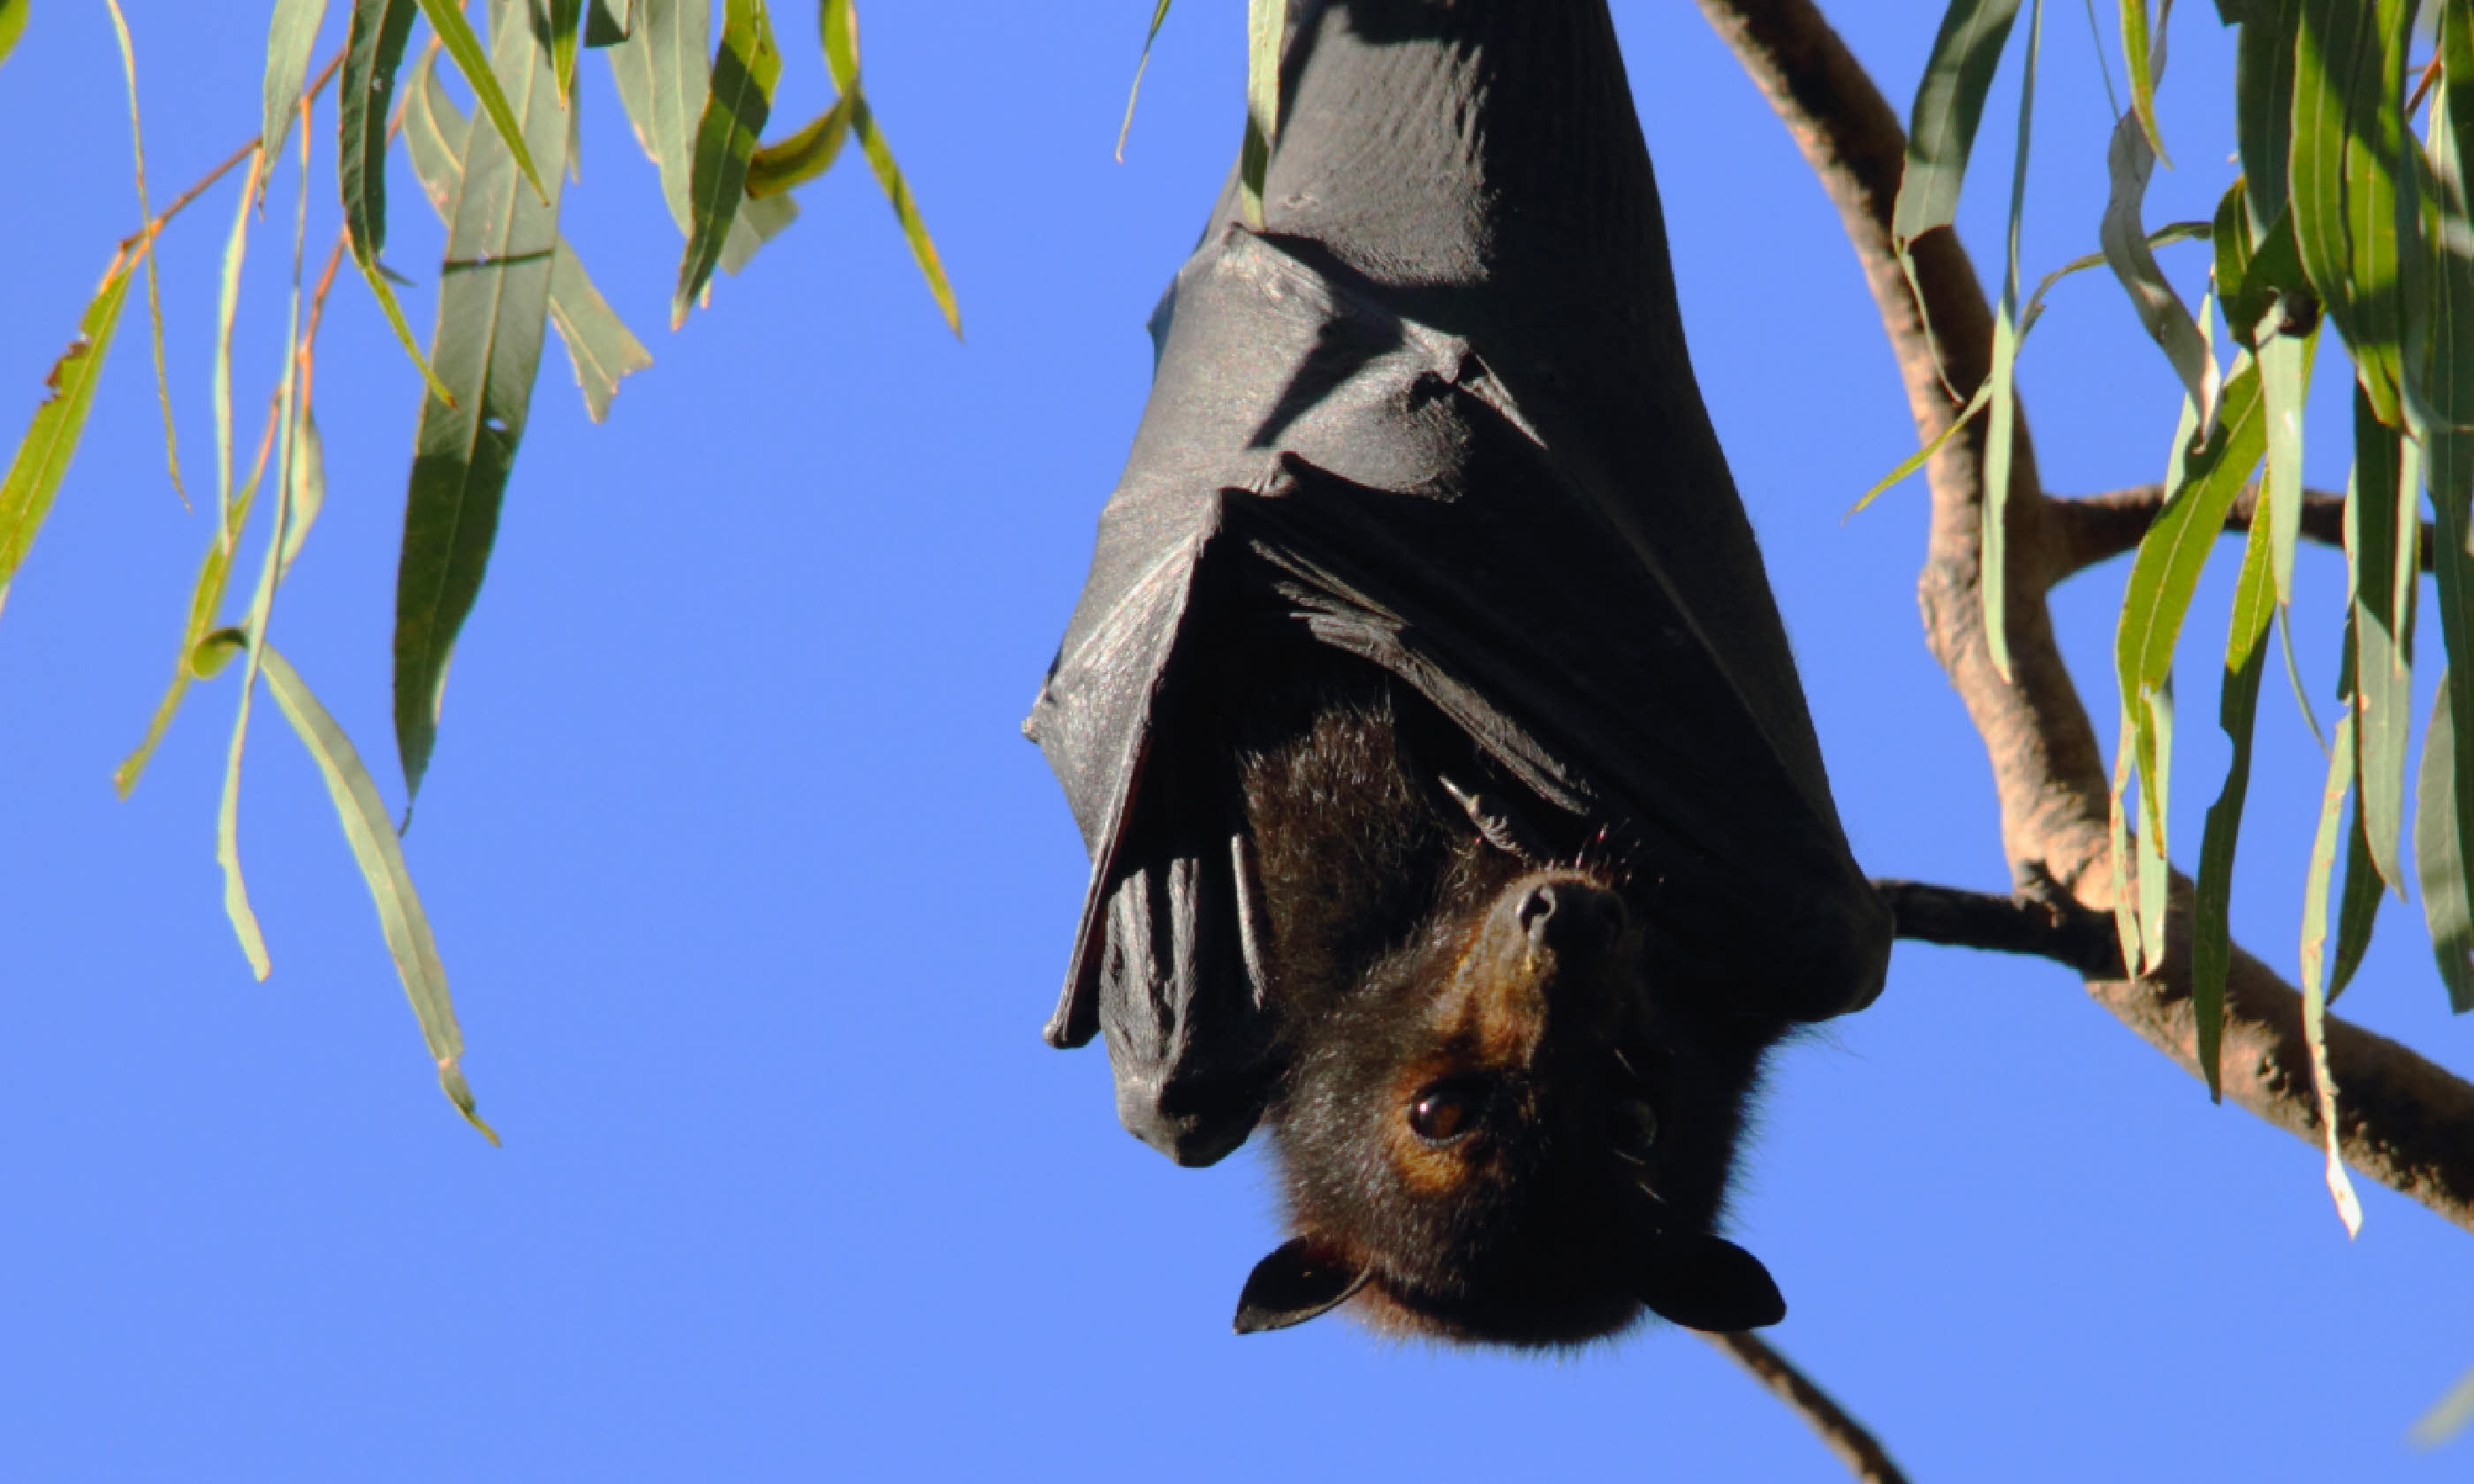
[
  {"left": 1878, "top": 878, "right": 2122, "bottom": 979},
  {"left": 2045, "top": 482, "right": 2437, "bottom": 579},
  {"left": 1706, "top": 1330, "right": 1910, "bottom": 1484},
  {"left": 1697, "top": 0, "right": 2474, "bottom": 1235}
]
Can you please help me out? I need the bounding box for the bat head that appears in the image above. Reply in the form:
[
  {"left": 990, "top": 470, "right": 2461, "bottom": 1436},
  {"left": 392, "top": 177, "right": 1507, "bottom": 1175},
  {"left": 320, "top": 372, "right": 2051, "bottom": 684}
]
[{"left": 1242, "top": 867, "right": 1787, "bottom": 1346}]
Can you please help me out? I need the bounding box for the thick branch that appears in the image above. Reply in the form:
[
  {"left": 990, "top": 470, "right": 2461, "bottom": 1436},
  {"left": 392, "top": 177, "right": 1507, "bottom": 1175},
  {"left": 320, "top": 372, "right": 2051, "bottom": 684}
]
[
  {"left": 2045, "top": 483, "right": 2438, "bottom": 579},
  {"left": 1698, "top": 0, "right": 2474, "bottom": 1235},
  {"left": 1706, "top": 1331, "right": 1909, "bottom": 1484}
]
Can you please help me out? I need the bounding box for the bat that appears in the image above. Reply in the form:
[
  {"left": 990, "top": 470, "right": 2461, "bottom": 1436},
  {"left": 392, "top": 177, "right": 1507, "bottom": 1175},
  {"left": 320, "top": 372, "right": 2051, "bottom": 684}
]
[{"left": 1024, "top": 0, "right": 1891, "bottom": 1344}]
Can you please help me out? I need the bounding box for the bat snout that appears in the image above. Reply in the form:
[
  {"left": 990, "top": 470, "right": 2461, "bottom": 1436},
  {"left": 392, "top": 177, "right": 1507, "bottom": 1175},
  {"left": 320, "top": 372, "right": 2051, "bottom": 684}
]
[{"left": 1511, "top": 875, "right": 1625, "bottom": 965}]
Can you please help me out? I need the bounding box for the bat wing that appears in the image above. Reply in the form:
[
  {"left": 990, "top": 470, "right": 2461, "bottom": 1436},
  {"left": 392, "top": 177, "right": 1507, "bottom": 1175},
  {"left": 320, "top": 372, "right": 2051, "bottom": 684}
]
[{"left": 1028, "top": 227, "right": 1890, "bottom": 1167}]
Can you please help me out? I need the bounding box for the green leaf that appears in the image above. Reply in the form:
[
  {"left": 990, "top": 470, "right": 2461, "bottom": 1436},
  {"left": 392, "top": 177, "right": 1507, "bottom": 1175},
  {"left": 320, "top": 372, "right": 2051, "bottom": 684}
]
[
  {"left": 1239, "top": 0, "right": 1285, "bottom": 226},
  {"left": 414, "top": 0, "right": 549, "bottom": 204},
  {"left": 586, "top": 0, "right": 631, "bottom": 44},
  {"left": 1116, "top": 0, "right": 1174, "bottom": 162},
  {"left": 821, "top": 0, "right": 857, "bottom": 88},
  {"left": 212, "top": 154, "right": 259, "bottom": 571},
  {"left": 2298, "top": 697, "right": 2367, "bottom": 1235},
  {"left": 253, "top": 638, "right": 498, "bottom": 1142},
  {"left": 2330, "top": 795, "right": 2384, "bottom": 1001},
  {"left": 2117, "top": 357, "right": 2269, "bottom": 697},
  {"left": 280, "top": 405, "right": 325, "bottom": 581},
  {"left": 407, "top": 49, "right": 649, "bottom": 422},
  {"left": 2236, "top": 0, "right": 2301, "bottom": 233},
  {"left": 609, "top": 0, "right": 793, "bottom": 273},
  {"left": 262, "top": 0, "right": 329, "bottom": 170},
  {"left": 1893, "top": 0, "right": 2027, "bottom": 247},
  {"left": 2291, "top": 0, "right": 2411, "bottom": 425},
  {"left": 0, "top": 0, "right": 27, "bottom": 71},
  {"left": 2110, "top": 700, "right": 2146, "bottom": 973},
  {"left": 2420, "top": 670, "right": 2474, "bottom": 1010},
  {"left": 2135, "top": 673, "right": 2174, "bottom": 972},
  {"left": 337, "top": 0, "right": 453, "bottom": 403},
  {"left": 539, "top": 0, "right": 582, "bottom": 110},
  {"left": 671, "top": 0, "right": 780, "bottom": 328},
  {"left": 2419, "top": 4, "right": 2474, "bottom": 432},
  {"left": 340, "top": 0, "right": 418, "bottom": 269},
  {"left": 217, "top": 83, "right": 322, "bottom": 988},
  {"left": 396, "top": 1, "right": 570, "bottom": 800},
  {"left": 1984, "top": 0, "right": 2045, "bottom": 685},
  {"left": 1851, "top": 221, "right": 2207, "bottom": 516},
  {"left": 2349, "top": 383, "right": 2417, "bottom": 895},
  {"left": 2121, "top": 0, "right": 2171, "bottom": 162},
  {"left": 852, "top": 97, "right": 960, "bottom": 337},
  {"left": 102, "top": 0, "right": 186, "bottom": 513},
  {"left": 115, "top": 400, "right": 281, "bottom": 798},
  {"left": 2193, "top": 502, "right": 2278, "bottom": 1098},
  {"left": 2100, "top": 102, "right": 2212, "bottom": 421},
  {"left": 746, "top": 92, "right": 848, "bottom": 198},
  {"left": 0, "top": 259, "right": 135, "bottom": 617}
]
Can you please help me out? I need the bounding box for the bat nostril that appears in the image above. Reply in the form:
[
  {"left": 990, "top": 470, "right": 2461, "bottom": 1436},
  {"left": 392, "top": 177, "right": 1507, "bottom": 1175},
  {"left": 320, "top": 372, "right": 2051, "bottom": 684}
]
[
  {"left": 1520, "top": 880, "right": 1623, "bottom": 956},
  {"left": 1518, "top": 882, "right": 1560, "bottom": 941}
]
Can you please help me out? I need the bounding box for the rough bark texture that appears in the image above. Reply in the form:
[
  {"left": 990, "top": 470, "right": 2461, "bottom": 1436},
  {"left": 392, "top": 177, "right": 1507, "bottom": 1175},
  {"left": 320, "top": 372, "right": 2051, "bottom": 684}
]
[{"left": 1698, "top": 0, "right": 2474, "bottom": 1234}]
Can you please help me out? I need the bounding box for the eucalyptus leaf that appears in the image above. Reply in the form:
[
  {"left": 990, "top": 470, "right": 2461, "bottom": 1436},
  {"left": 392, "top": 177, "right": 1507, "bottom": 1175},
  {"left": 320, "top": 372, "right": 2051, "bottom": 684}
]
[
  {"left": 396, "top": 1, "right": 570, "bottom": 800},
  {"left": 1893, "top": 0, "right": 2028, "bottom": 247},
  {"left": 670, "top": 0, "right": 779, "bottom": 326},
  {"left": 0, "top": 259, "right": 135, "bottom": 617}
]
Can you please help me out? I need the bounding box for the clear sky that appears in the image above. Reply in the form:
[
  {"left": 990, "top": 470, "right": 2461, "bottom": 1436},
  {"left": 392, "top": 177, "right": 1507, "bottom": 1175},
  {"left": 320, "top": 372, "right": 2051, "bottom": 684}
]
[{"left": 2, "top": 3, "right": 2469, "bottom": 1479}]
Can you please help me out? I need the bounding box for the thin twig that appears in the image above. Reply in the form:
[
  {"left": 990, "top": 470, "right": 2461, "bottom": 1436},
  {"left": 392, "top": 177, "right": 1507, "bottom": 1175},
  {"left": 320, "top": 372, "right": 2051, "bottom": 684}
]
[
  {"left": 111, "top": 45, "right": 346, "bottom": 261},
  {"left": 2045, "top": 481, "right": 2433, "bottom": 579},
  {"left": 1705, "top": 1331, "right": 1909, "bottom": 1484}
]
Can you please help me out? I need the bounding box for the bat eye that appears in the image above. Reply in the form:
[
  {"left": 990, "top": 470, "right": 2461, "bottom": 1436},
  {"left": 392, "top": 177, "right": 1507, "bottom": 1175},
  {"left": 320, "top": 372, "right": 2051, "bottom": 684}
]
[
  {"left": 1611, "top": 1096, "right": 1658, "bottom": 1155},
  {"left": 1408, "top": 1078, "right": 1486, "bottom": 1144}
]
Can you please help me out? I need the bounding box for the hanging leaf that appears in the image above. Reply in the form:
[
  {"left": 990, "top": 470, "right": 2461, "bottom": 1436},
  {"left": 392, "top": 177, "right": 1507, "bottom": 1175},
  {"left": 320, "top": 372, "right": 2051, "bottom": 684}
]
[
  {"left": 406, "top": 49, "right": 649, "bottom": 423},
  {"left": 2235, "top": 0, "right": 2301, "bottom": 233},
  {"left": 1984, "top": 0, "right": 2047, "bottom": 684},
  {"left": 2193, "top": 504, "right": 2278, "bottom": 1098},
  {"left": 2297, "top": 691, "right": 2368, "bottom": 1235},
  {"left": 1117, "top": 0, "right": 1175, "bottom": 162},
  {"left": 195, "top": 630, "right": 499, "bottom": 1141},
  {"left": 2290, "top": 0, "right": 2411, "bottom": 425},
  {"left": 2100, "top": 103, "right": 2214, "bottom": 425},
  {"left": 670, "top": 0, "right": 780, "bottom": 327},
  {"left": 2121, "top": 0, "right": 2173, "bottom": 162},
  {"left": 414, "top": 0, "right": 549, "bottom": 202},
  {"left": 2117, "top": 358, "right": 2269, "bottom": 699},
  {"left": 2349, "top": 385, "right": 2417, "bottom": 895},
  {"left": 586, "top": 0, "right": 632, "bottom": 43},
  {"left": 339, "top": 0, "right": 417, "bottom": 269},
  {"left": 541, "top": 0, "right": 583, "bottom": 109},
  {"left": 0, "top": 0, "right": 26, "bottom": 71},
  {"left": 103, "top": 0, "right": 185, "bottom": 512},
  {"left": 746, "top": 92, "right": 849, "bottom": 197},
  {"left": 116, "top": 401, "right": 281, "bottom": 797},
  {"left": 261, "top": 0, "right": 330, "bottom": 171},
  {"left": 2418, "top": 674, "right": 2474, "bottom": 1011},
  {"left": 0, "top": 259, "right": 136, "bottom": 617},
  {"left": 1239, "top": 0, "right": 1286, "bottom": 225},
  {"left": 1893, "top": 0, "right": 2028, "bottom": 248},
  {"left": 609, "top": 0, "right": 793, "bottom": 274},
  {"left": 395, "top": 0, "right": 570, "bottom": 800}
]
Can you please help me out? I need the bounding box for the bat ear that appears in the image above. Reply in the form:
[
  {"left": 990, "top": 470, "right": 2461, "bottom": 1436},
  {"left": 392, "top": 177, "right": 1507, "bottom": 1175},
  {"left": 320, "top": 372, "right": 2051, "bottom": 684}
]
[
  {"left": 1233, "top": 1237, "right": 1370, "bottom": 1334},
  {"left": 1635, "top": 1231, "right": 1787, "bottom": 1333}
]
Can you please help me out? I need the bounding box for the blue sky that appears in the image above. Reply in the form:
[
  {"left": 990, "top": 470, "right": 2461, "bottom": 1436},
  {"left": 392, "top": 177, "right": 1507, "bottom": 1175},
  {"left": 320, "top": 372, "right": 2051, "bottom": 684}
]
[{"left": 2, "top": 3, "right": 2469, "bottom": 1478}]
